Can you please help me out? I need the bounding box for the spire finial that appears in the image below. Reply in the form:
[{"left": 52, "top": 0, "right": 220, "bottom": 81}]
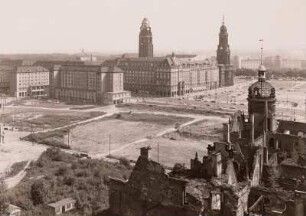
[
  {"left": 222, "top": 15, "right": 225, "bottom": 25},
  {"left": 259, "top": 39, "right": 264, "bottom": 65}
]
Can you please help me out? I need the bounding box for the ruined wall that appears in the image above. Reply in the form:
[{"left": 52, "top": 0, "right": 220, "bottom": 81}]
[
  {"left": 267, "top": 133, "right": 304, "bottom": 153},
  {"left": 251, "top": 150, "right": 261, "bottom": 187},
  {"left": 110, "top": 156, "right": 190, "bottom": 216},
  {"left": 109, "top": 178, "right": 126, "bottom": 214},
  {"left": 280, "top": 164, "right": 306, "bottom": 180},
  {"left": 222, "top": 185, "right": 250, "bottom": 216}
]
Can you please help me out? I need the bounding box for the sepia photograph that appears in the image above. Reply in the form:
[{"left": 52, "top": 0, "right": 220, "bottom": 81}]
[{"left": 0, "top": 0, "right": 305, "bottom": 215}]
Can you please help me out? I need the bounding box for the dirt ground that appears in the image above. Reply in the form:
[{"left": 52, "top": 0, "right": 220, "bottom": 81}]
[
  {"left": 0, "top": 131, "right": 46, "bottom": 178},
  {"left": 176, "top": 117, "right": 226, "bottom": 141},
  {"left": 149, "top": 79, "right": 306, "bottom": 122},
  {"left": 110, "top": 135, "right": 210, "bottom": 168},
  {"left": 67, "top": 112, "right": 193, "bottom": 154}
]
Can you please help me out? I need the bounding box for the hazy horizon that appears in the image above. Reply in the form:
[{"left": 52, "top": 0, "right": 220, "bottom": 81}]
[{"left": 0, "top": 0, "right": 305, "bottom": 55}]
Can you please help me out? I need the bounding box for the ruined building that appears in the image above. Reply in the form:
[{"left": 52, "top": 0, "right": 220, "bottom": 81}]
[
  {"left": 108, "top": 61, "right": 306, "bottom": 216},
  {"left": 109, "top": 146, "right": 251, "bottom": 216},
  {"left": 217, "top": 17, "right": 235, "bottom": 87},
  {"left": 229, "top": 64, "right": 306, "bottom": 216}
]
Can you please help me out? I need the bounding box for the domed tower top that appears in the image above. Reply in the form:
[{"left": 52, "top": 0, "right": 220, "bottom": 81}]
[
  {"left": 248, "top": 68, "right": 275, "bottom": 99},
  {"left": 141, "top": 18, "right": 150, "bottom": 30},
  {"left": 220, "top": 15, "right": 228, "bottom": 34},
  {"left": 248, "top": 39, "right": 275, "bottom": 99}
]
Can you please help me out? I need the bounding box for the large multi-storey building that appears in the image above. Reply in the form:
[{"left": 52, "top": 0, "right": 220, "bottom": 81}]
[
  {"left": 50, "top": 65, "right": 130, "bottom": 104},
  {"left": 241, "top": 58, "right": 262, "bottom": 70},
  {"left": 103, "top": 55, "right": 219, "bottom": 97},
  {"left": 217, "top": 18, "right": 234, "bottom": 87},
  {"left": 10, "top": 65, "right": 49, "bottom": 98},
  {"left": 103, "top": 18, "right": 219, "bottom": 97},
  {"left": 0, "top": 65, "right": 15, "bottom": 94}
]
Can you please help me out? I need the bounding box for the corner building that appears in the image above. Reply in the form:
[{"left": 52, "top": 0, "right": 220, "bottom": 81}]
[{"left": 103, "top": 56, "right": 219, "bottom": 97}]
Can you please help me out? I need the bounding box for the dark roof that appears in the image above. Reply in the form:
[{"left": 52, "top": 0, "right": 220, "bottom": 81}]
[
  {"left": 17, "top": 66, "right": 49, "bottom": 73},
  {"left": 220, "top": 24, "right": 227, "bottom": 33},
  {"left": 248, "top": 80, "right": 275, "bottom": 98},
  {"left": 0, "top": 65, "right": 16, "bottom": 71},
  {"left": 277, "top": 120, "right": 306, "bottom": 134},
  {"left": 103, "top": 56, "right": 215, "bottom": 68},
  {"left": 59, "top": 65, "right": 123, "bottom": 73}
]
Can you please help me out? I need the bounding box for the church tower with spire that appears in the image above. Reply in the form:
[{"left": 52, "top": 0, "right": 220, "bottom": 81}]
[
  {"left": 139, "top": 18, "right": 153, "bottom": 58},
  {"left": 217, "top": 16, "right": 234, "bottom": 87},
  {"left": 217, "top": 16, "right": 231, "bottom": 65}
]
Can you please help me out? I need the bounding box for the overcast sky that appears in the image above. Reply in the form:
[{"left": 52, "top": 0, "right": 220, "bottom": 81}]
[{"left": 0, "top": 0, "right": 305, "bottom": 54}]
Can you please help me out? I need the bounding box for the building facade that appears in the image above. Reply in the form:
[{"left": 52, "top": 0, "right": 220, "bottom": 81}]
[
  {"left": 50, "top": 65, "right": 130, "bottom": 104},
  {"left": 240, "top": 58, "right": 262, "bottom": 70},
  {"left": 10, "top": 66, "right": 49, "bottom": 98},
  {"left": 139, "top": 18, "right": 153, "bottom": 58},
  {"left": 217, "top": 19, "right": 234, "bottom": 87},
  {"left": 103, "top": 55, "right": 219, "bottom": 97},
  {"left": 0, "top": 65, "right": 15, "bottom": 94}
]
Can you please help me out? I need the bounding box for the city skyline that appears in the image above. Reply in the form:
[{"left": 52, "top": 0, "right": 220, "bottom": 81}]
[{"left": 0, "top": 0, "right": 305, "bottom": 54}]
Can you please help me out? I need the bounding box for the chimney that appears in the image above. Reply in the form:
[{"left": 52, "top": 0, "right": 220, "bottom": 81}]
[
  {"left": 140, "top": 146, "right": 151, "bottom": 159},
  {"left": 223, "top": 123, "right": 230, "bottom": 143},
  {"left": 250, "top": 114, "right": 255, "bottom": 145}
]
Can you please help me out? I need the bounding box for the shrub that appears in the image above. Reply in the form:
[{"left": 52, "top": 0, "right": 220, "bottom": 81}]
[
  {"left": 56, "top": 165, "right": 68, "bottom": 176},
  {"left": 172, "top": 163, "right": 186, "bottom": 174},
  {"left": 0, "top": 194, "right": 9, "bottom": 215},
  {"left": 119, "top": 157, "right": 131, "bottom": 169},
  {"left": 31, "top": 180, "right": 49, "bottom": 205},
  {"left": 63, "top": 176, "right": 76, "bottom": 186}
]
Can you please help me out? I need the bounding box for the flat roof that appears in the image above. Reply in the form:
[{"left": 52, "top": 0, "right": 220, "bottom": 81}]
[{"left": 48, "top": 198, "right": 76, "bottom": 208}]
